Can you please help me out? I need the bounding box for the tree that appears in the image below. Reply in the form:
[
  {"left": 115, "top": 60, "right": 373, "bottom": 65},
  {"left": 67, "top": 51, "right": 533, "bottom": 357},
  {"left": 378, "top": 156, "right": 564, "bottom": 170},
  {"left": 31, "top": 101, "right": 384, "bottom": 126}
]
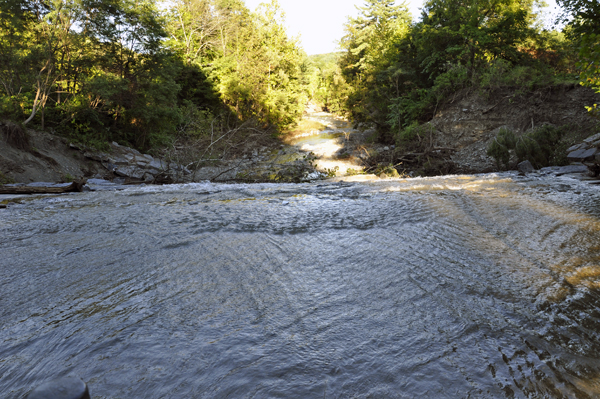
[
  {"left": 556, "top": 0, "right": 600, "bottom": 116},
  {"left": 414, "top": 0, "right": 539, "bottom": 80},
  {"left": 338, "top": 0, "right": 412, "bottom": 129}
]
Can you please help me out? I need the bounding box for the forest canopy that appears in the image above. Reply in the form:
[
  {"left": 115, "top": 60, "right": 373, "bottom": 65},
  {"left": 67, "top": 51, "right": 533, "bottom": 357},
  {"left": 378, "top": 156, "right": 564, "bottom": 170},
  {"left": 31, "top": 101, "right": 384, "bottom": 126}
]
[
  {"left": 0, "top": 0, "right": 597, "bottom": 150},
  {"left": 0, "top": 0, "right": 307, "bottom": 149}
]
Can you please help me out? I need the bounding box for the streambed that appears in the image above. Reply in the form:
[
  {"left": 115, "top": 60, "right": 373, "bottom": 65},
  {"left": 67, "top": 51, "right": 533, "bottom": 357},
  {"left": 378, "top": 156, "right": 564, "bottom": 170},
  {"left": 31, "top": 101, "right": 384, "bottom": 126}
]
[{"left": 1, "top": 174, "right": 600, "bottom": 398}]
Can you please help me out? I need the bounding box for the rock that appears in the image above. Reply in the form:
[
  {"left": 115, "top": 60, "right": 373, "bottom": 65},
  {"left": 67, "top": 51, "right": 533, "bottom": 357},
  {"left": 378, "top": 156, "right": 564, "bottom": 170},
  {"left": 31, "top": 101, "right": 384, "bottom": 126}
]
[
  {"left": 114, "top": 166, "right": 145, "bottom": 179},
  {"left": 517, "top": 160, "right": 534, "bottom": 174},
  {"left": 567, "top": 147, "right": 597, "bottom": 162},
  {"left": 566, "top": 143, "right": 587, "bottom": 153},
  {"left": 87, "top": 178, "right": 114, "bottom": 185},
  {"left": 109, "top": 156, "right": 130, "bottom": 165},
  {"left": 104, "top": 162, "right": 118, "bottom": 172},
  {"left": 143, "top": 173, "right": 155, "bottom": 183},
  {"left": 552, "top": 164, "right": 590, "bottom": 176},
  {"left": 27, "top": 376, "right": 90, "bottom": 399},
  {"left": 148, "top": 159, "right": 167, "bottom": 171},
  {"left": 583, "top": 132, "right": 600, "bottom": 144},
  {"left": 83, "top": 152, "right": 109, "bottom": 162}
]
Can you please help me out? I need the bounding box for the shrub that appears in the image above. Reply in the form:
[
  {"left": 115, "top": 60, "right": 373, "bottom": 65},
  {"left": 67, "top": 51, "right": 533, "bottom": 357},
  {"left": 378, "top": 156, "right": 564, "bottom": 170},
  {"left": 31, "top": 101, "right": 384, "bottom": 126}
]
[
  {"left": 0, "top": 171, "right": 15, "bottom": 185},
  {"left": 396, "top": 122, "right": 434, "bottom": 150},
  {"left": 515, "top": 124, "right": 566, "bottom": 168},
  {"left": 488, "top": 125, "right": 567, "bottom": 169},
  {"left": 487, "top": 127, "right": 516, "bottom": 168}
]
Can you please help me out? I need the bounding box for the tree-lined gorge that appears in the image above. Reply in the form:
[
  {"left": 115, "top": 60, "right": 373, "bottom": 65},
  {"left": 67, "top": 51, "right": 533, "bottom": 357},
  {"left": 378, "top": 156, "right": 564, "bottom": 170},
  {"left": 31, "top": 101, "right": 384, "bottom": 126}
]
[{"left": 0, "top": 0, "right": 598, "bottom": 152}]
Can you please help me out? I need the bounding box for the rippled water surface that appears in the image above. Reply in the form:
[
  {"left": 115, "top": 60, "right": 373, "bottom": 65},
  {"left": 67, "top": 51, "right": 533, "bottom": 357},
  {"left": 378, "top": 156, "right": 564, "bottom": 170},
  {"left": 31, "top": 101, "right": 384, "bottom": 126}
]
[{"left": 2, "top": 175, "right": 600, "bottom": 398}]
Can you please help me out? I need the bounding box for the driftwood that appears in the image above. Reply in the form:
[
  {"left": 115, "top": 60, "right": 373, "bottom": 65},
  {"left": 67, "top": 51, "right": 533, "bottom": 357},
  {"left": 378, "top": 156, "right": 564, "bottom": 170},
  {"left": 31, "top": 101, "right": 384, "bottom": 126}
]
[{"left": 0, "top": 179, "right": 86, "bottom": 194}]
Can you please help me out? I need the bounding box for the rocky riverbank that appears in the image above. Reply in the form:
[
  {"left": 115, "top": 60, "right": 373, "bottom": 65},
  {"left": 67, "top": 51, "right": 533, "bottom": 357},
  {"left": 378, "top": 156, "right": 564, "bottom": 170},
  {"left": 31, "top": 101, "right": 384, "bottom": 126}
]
[
  {"left": 2, "top": 84, "right": 600, "bottom": 186},
  {"left": 0, "top": 121, "right": 326, "bottom": 186}
]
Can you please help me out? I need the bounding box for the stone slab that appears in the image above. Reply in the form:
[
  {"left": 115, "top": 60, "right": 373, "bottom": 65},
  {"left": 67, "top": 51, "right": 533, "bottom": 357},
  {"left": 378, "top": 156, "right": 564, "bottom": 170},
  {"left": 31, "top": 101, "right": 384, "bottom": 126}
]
[
  {"left": 583, "top": 133, "right": 600, "bottom": 143},
  {"left": 567, "top": 148, "right": 597, "bottom": 161}
]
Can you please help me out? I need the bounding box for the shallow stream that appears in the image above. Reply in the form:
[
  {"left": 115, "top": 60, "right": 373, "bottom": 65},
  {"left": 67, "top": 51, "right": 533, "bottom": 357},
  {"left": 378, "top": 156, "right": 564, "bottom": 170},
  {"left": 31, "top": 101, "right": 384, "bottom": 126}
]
[
  {"left": 287, "top": 112, "right": 365, "bottom": 176},
  {"left": 2, "top": 173, "right": 600, "bottom": 398}
]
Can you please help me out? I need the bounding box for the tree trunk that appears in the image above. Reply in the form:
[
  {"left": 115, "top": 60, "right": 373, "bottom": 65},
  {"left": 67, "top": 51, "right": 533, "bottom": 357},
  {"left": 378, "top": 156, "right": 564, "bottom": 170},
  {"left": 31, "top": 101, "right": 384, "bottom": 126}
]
[{"left": 0, "top": 180, "right": 86, "bottom": 194}]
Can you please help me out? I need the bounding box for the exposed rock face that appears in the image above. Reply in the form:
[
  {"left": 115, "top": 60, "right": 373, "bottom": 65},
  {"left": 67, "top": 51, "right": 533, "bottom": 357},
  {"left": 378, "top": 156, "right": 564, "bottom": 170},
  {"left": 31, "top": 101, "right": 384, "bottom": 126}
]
[
  {"left": 429, "top": 85, "right": 600, "bottom": 173},
  {"left": 0, "top": 123, "right": 105, "bottom": 183},
  {"left": 77, "top": 141, "right": 192, "bottom": 183},
  {"left": 567, "top": 133, "right": 600, "bottom": 176}
]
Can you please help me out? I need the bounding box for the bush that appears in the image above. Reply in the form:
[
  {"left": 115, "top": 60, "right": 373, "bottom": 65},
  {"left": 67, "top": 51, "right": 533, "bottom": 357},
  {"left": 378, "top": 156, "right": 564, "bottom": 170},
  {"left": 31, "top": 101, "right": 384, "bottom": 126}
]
[
  {"left": 0, "top": 170, "right": 15, "bottom": 185},
  {"left": 488, "top": 125, "right": 568, "bottom": 169},
  {"left": 395, "top": 122, "right": 433, "bottom": 153},
  {"left": 487, "top": 127, "right": 516, "bottom": 168},
  {"left": 515, "top": 124, "right": 566, "bottom": 168}
]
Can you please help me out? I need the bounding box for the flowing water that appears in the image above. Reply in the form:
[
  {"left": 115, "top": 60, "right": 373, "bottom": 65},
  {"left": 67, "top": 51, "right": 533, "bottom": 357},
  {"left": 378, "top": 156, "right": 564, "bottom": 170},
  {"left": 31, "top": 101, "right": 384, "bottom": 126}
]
[
  {"left": 286, "top": 113, "right": 365, "bottom": 176},
  {"left": 2, "top": 171, "right": 600, "bottom": 397}
]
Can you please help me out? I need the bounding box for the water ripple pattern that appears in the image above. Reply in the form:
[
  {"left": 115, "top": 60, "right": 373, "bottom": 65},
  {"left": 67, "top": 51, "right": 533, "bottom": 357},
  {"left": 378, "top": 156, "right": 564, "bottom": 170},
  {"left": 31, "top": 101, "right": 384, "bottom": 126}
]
[{"left": 1, "top": 174, "right": 600, "bottom": 398}]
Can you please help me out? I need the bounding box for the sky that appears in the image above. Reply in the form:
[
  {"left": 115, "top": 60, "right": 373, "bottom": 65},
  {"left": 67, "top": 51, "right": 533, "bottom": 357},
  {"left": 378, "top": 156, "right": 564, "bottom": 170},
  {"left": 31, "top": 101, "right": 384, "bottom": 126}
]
[{"left": 243, "top": 0, "right": 562, "bottom": 56}]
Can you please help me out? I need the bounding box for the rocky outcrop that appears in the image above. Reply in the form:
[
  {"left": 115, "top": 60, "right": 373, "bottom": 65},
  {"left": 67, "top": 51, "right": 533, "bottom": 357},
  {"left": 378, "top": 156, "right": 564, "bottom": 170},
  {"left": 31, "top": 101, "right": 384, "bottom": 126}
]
[
  {"left": 74, "top": 142, "right": 192, "bottom": 184},
  {"left": 567, "top": 133, "right": 600, "bottom": 176},
  {"left": 430, "top": 85, "right": 600, "bottom": 173}
]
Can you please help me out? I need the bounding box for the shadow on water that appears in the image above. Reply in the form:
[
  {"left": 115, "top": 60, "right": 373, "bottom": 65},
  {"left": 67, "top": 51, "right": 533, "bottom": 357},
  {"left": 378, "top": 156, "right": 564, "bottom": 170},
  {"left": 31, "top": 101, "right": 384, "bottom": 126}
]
[{"left": 1, "top": 175, "right": 600, "bottom": 398}]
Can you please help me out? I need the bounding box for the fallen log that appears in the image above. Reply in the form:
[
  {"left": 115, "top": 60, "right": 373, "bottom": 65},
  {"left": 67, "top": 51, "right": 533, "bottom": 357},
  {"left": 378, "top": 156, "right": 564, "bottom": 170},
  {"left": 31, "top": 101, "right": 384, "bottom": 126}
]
[{"left": 0, "top": 180, "right": 86, "bottom": 194}]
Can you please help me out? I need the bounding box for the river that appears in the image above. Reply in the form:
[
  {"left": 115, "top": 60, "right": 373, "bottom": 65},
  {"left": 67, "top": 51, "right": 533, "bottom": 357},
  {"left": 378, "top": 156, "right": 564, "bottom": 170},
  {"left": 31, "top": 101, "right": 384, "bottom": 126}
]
[{"left": 2, "top": 136, "right": 600, "bottom": 398}]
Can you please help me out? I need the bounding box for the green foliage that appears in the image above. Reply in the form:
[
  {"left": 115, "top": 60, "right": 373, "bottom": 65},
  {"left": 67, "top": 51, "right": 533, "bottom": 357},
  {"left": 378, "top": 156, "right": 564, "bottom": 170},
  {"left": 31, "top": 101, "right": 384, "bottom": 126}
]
[
  {"left": 178, "top": 103, "right": 215, "bottom": 138},
  {"left": 332, "top": 0, "right": 577, "bottom": 145},
  {"left": 337, "top": 0, "right": 412, "bottom": 137},
  {"left": 374, "top": 163, "right": 401, "bottom": 177},
  {"left": 497, "top": 127, "right": 518, "bottom": 149},
  {"left": 167, "top": 0, "right": 307, "bottom": 130},
  {"left": 0, "top": 0, "right": 308, "bottom": 152},
  {"left": 389, "top": 65, "right": 470, "bottom": 131},
  {"left": 515, "top": 124, "right": 567, "bottom": 167},
  {"left": 487, "top": 127, "right": 517, "bottom": 168},
  {"left": 0, "top": 171, "right": 15, "bottom": 185},
  {"left": 487, "top": 138, "right": 511, "bottom": 168},
  {"left": 556, "top": 0, "right": 600, "bottom": 116},
  {"left": 395, "top": 122, "right": 436, "bottom": 155},
  {"left": 488, "top": 125, "right": 568, "bottom": 169},
  {"left": 303, "top": 53, "right": 350, "bottom": 114}
]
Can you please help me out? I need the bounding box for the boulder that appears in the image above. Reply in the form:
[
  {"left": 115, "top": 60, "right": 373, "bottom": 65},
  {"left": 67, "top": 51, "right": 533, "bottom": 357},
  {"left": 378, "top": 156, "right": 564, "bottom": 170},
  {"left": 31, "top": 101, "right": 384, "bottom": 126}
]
[{"left": 517, "top": 160, "right": 534, "bottom": 174}]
